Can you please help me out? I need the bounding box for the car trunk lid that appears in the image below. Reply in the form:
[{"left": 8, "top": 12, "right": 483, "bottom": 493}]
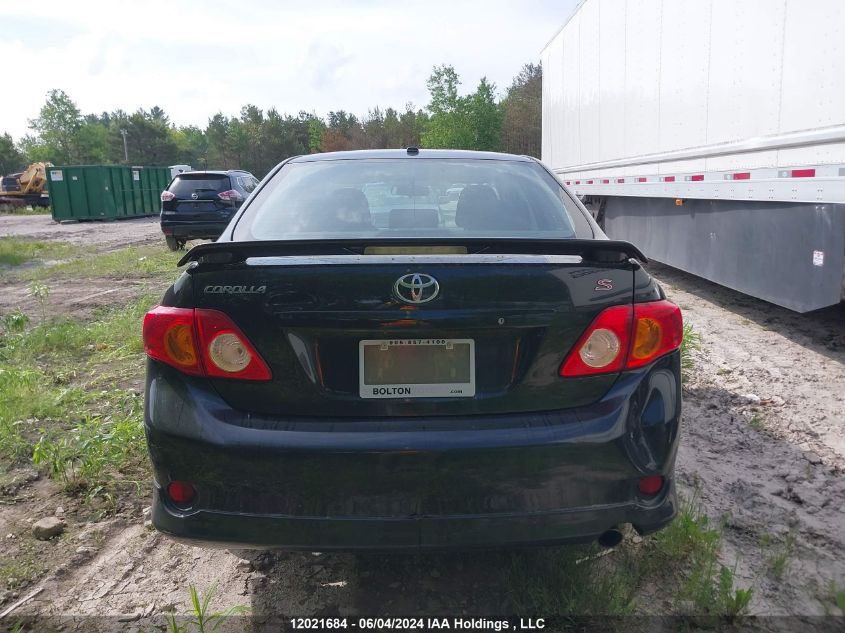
[{"left": 184, "top": 240, "right": 643, "bottom": 418}]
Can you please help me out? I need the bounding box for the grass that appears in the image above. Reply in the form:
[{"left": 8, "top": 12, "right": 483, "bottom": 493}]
[
  {"left": 166, "top": 583, "right": 248, "bottom": 633},
  {"left": 0, "top": 241, "right": 184, "bottom": 505},
  {"left": 10, "top": 243, "right": 182, "bottom": 282},
  {"left": 508, "top": 545, "right": 639, "bottom": 616},
  {"left": 0, "top": 295, "right": 159, "bottom": 501},
  {"left": 506, "top": 492, "right": 753, "bottom": 619},
  {"left": 749, "top": 414, "right": 766, "bottom": 430},
  {"left": 0, "top": 544, "right": 46, "bottom": 590},
  {"left": 680, "top": 323, "right": 701, "bottom": 381},
  {"left": 650, "top": 494, "right": 753, "bottom": 619},
  {"left": 0, "top": 237, "right": 76, "bottom": 266},
  {"left": 0, "top": 205, "right": 51, "bottom": 216},
  {"left": 760, "top": 530, "right": 795, "bottom": 579}
]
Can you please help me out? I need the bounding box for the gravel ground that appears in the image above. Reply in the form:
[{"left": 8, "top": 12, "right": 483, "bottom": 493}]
[
  {"left": 0, "top": 214, "right": 162, "bottom": 250},
  {"left": 1, "top": 218, "right": 843, "bottom": 626}
]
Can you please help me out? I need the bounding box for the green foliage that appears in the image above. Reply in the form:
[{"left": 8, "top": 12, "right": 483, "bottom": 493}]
[
  {"left": 760, "top": 530, "right": 795, "bottom": 579},
  {"left": 834, "top": 586, "right": 845, "bottom": 614},
  {"left": 32, "top": 398, "right": 144, "bottom": 495},
  {"left": 422, "top": 65, "right": 503, "bottom": 151},
  {"left": 0, "top": 237, "right": 75, "bottom": 266},
  {"left": 2, "top": 309, "right": 29, "bottom": 333},
  {"left": 13, "top": 62, "right": 539, "bottom": 174},
  {"left": 651, "top": 494, "right": 753, "bottom": 619},
  {"left": 0, "top": 131, "right": 25, "bottom": 174},
  {"left": 0, "top": 294, "right": 156, "bottom": 495},
  {"left": 26, "top": 89, "right": 82, "bottom": 164},
  {"left": 680, "top": 322, "right": 701, "bottom": 380},
  {"left": 500, "top": 63, "right": 542, "bottom": 157},
  {"left": 749, "top": 414, "right": 766, "bottom": 429},
  {"left": 166, "top": 583, "right": 249, "bottom": 633},
  {"left": 508, "top": 545, "right": 638, "bottom": 616}
]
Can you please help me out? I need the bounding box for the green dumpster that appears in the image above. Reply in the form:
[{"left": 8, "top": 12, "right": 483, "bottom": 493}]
[{"left": 47, "top": 165, "right": 171, "bottom": 221}]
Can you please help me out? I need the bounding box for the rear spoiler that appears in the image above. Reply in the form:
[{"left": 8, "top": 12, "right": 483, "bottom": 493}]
[{"left": 178, "top": 238, "right": 647, "bottom": 267}]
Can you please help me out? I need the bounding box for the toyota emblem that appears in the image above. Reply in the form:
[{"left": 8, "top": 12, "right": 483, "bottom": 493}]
[{"left": 393, "top": 273, "right": 439, "bottom": 304}]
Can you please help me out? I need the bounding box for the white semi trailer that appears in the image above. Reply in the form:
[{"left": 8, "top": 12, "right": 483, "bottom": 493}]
[{"left": 541, "top": 0, "right": 845, "bottom": 312}]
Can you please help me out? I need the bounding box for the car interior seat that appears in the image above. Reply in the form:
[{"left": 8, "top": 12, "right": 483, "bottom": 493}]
[{"left": 455, "top": 184, "right": 529, "bottom": 231}]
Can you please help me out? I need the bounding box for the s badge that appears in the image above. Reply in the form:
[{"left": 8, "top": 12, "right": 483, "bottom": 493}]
[{"left": 594, "top": 278, "right": 613, "bottom": 291}]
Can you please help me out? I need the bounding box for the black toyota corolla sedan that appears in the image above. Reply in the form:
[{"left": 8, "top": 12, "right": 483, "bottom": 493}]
[{"left": 143, "top": 148, "right": 682, "bottom": 550}]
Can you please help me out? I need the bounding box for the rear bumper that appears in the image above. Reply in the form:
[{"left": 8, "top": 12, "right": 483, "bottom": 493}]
[
  {"left": 160, "top": 220, "right": 228, "bottom": 239},
  {"left": 144, "top": 353, "right": 681, "bottom": 549},
  {"left": 152, "top": 490, "right": 676, "bottom": 550}
]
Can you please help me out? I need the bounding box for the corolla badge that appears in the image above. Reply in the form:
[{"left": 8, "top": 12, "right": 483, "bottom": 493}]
[{"left": 394, "top": 273, "right": 439, "bottom": 304}]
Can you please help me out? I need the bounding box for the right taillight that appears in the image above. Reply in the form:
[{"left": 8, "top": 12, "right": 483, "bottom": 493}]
[
  {"left": 559, "top": 300, "right": 682, "bottom": 377},
  {"left": 143, "top": 306, "right": 271, "bottom": 381},
  {"left": 217, "top": 189, "right": 243, "bottom": 201},
  {"left": 627, "top": 300, "right": 683, "bottom": 369},
  {"left": 160, "top": 190, "right": 176, "bottom": 202}
]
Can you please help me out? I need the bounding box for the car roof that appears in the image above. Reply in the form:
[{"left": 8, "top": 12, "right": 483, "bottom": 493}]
[{"left": 290, "top": 149, "right": 533, "bottom": 163}]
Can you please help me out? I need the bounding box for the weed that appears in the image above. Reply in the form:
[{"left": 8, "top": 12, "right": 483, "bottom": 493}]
[
  {"left": 761, "top": 530, "right": 795, "bottom": 579},
  {"left": 1, "top": 309, "right": 30, "bottom": 333},
  {"left": 749, "top": 414, "right": 766, "bottom": 430},
  {"left": 507, "top": 545, "right": 638, "bottom": 616},
  {"left": 680, "top": 323, "right": 701, "bottom": 380},
  {"left": 0, "top": 296, "right": 156, "bottom": 495},
  {"left": 28, "top": 282, "right": 49, "bottom": 320},
  {"left": 32, "top": 399, "right": 145, "bottom": 494},
  {"left": 0, "top": 544, "right": 46, "bottom": 590},
  {"left": 166, "top": 583, "right": 248, "bottom": 633},
  {"left": 648, "top": 493, "right": 752, "bottom": 618}
]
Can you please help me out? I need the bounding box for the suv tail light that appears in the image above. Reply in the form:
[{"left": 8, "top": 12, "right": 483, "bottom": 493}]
[
  {"left": 559, "top": 300, "right": 682, "bottom": 377},
  {"left": 217, "top": 189, "right": 243, "bottom": 201},
  {"left": 160, "top": 190, "right": 176, "bottom": 202},
  {"left": 143, "top": 307, "right": 271, "bottom": 381}
]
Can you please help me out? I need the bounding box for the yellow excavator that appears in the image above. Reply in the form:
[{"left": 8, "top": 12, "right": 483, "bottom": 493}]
[{"left": 0, "top": 162, "right": 52, "bottom": 210}]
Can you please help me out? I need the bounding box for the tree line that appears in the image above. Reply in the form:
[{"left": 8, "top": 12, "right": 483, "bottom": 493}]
[{"left": 0, "top": 63, "right": 540, "bottom": 179}]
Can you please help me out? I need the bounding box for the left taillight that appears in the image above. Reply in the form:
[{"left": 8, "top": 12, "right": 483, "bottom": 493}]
[
  {"left": 143, "top": 306, "right": 271, "bottom": 381},
  {"left": 143, "top": 306, "right": 203, "bottom": 375},
  {"left": 160, "top": 190, "right": 176, "bottom": 202},
  {"left": 559, "top": 300, "right": 682, "bottom": 377}
]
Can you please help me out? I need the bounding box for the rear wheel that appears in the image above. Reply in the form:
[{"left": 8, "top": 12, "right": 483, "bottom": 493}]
[{"left": 165, "top": 236, "right": 179, "bottom": 251}]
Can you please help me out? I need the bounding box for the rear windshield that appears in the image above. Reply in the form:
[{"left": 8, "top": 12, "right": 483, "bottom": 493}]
[
  {"left": 168, "top": 174, "right": 230, "bottom": 195},
  {"left": 233, "top": 159, "right": 591, "bottom": 240}
]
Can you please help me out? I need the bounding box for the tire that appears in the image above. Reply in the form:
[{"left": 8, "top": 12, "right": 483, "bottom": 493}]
[{"left": 165, "top": 236, "right": 179, "bottom": 251}]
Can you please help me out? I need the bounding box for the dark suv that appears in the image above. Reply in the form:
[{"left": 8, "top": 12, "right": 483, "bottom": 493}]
[{"left": 159, "top": 170, "right": 258, "bottom": 250}]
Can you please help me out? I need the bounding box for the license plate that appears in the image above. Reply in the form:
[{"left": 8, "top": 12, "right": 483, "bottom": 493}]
[{"left": 359, "top": 339, "right": 475, "bottom": 398}]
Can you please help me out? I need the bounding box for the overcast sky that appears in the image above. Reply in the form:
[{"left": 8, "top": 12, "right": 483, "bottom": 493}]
[{"left": 0, "top": 0, "right": 578, "bottom": 141}]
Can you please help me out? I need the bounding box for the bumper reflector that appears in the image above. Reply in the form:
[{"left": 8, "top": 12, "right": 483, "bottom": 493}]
[
  {"left": 166, "top": 480, "right": 196, "bottom": 508},
  {"left": 638, "top": 475, "right": 665, "bottom": 496}
]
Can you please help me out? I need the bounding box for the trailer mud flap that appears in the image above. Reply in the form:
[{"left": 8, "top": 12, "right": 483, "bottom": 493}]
[{"left": 603, "top": 198, "right": 845, "bottom": 313}]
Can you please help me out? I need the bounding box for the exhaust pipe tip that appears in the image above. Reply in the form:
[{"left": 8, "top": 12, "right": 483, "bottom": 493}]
[{"left": 597, "top": 528, "right": 624, "bottom": 548}]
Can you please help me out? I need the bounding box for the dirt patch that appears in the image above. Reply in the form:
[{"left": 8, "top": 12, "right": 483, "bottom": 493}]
[
  {"left": 651, "top": 261, "right": 845, "bottom": 616},
  {"left": 0, "top": 215, "right": 162, "bottom": 252},
  {"left": 0, "top": 279, "right": 157, "bottom": 325}
]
